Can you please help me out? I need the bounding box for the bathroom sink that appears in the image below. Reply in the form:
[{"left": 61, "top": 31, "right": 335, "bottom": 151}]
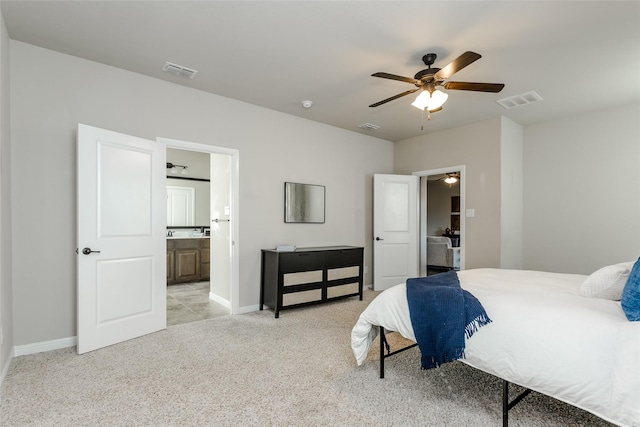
[{"left": 167, "top": 231, "right": 208, "bottom": 238}]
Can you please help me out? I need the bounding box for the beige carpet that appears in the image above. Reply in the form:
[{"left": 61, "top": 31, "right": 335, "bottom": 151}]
[{"left": 1, "top": 290, "right": 613, "bottom": 426}]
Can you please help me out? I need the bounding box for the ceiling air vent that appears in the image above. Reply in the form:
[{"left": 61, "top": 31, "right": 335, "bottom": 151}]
[
  {"left": 359, "top": 123, "right": 380, "bottom": 131},
  {"left": 162, "top": 62, "right": 198, "bottom": 79},
  {"left": 496, "top": 91, "right": 543, "bottom": 109}
]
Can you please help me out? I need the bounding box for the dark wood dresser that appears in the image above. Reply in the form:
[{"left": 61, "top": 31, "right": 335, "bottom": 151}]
[{"left": 260, "top": 246, "right": 364, "bottom": 318}]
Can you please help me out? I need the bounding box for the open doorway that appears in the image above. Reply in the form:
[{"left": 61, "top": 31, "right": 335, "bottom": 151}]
[
  {"left": 159, "top": 137, "right": 240, "bottom": 325},
  {"left": 415, "top": 166, "right": 465, "bottom": 277},
  {"left": 165, "top": 148, "right": 227, "bottom": 325}
]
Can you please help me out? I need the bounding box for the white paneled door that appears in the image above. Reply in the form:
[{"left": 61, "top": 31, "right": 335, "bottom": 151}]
[
  {"left": 373, "top": 174, "right": 419, "bottom": 291},
  {"left": 77, "top": 124, "right": 166, "bottom": 354}
]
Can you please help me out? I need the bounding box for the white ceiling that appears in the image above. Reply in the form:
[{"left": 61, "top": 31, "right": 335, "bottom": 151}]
[{"left": 2, "top": 1, "right": 639, "bottom": 142}]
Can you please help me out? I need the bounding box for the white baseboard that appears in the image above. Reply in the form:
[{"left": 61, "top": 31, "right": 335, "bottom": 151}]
[
  {"left": 13, "top": 336, "right": 76, "bottom": 357},
  {"left": 236, "top": 304, "right": 260, "bottom": 314},
  {"left": 1, "top": 347, "right": 15, "bottom": 389},
  {"left": 209, "top": 292, "right": 260, "bottom": 315},
  {"left": 208, "top": 292, "right": 230, "bottom": 308},
  {"left": 10, "top": 302, "right": 265, "bottom": 360}
]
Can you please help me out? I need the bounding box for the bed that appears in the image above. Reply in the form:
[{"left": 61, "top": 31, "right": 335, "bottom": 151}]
[{"left": 351, "top": 268, "right": 640, "bottom": 427}]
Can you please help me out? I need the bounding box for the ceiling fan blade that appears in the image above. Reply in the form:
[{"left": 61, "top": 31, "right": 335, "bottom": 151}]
[
  {"left": 442, "top": 81, "right": 505, "bottom": 93},
  {"left": 434, "top": 51, "right": 482, "bottom": 80},
  {"left": 372, "top": 72, "right": 418, "bottom": 85},
  {"left": 369, "top": 88, "right": 419, "bottom": 108}
]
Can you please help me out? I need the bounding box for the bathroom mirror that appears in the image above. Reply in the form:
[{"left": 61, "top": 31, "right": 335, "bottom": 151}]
[
  {"left": 166, "top": 177, "right": 210, "bottom": 226},
  {"left": 284, "top": 182, "right": 325, "bottom": 223}
]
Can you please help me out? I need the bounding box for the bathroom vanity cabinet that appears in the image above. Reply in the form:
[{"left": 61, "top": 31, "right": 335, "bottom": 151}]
[{"left": 167, "top": 238, "right": 210, "bottom": 284}]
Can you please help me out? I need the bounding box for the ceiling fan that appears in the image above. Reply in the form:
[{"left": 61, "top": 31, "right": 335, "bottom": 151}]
[
  {"left": 369, "top": 51, "right": 505, "bottom": 111},
  {"left": 440, "top": 172, "right": 460, "bottom": 184}
]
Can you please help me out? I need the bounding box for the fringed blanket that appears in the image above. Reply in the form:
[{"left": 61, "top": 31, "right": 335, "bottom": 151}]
[{"left": 406, "top": 271, "right": 491, "bottom": 369}]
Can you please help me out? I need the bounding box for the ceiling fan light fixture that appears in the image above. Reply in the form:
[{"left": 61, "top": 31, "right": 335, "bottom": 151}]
[
  {"left": 444, "top": 175, "right": 458, "bottom": 184},
  {"left": 411, "top": 89, "right": 448, "bottom": 111}
]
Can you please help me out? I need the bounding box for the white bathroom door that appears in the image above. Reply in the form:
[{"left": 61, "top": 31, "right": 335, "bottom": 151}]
[
  {"left": 77, "top": 124, "right": 166, "bottom": 354},
  {"left": 373, "top": 174, "right": 419, "bottom": 291}
]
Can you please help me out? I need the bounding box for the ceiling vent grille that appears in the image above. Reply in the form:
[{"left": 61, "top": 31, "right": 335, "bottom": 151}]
[
  {"left": 359, "top": 123, "right": 380, "bottom": 131},
  {"left": 162, "top": 62, "right": 198, "bottom": 79},
  {"left": 496, "top": 91, "right": 543, "bottom": 109}
]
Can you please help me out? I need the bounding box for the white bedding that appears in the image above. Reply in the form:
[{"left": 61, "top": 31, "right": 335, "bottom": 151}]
[{"left": 351, "top": 268, "right": 640, "bottom": 427}]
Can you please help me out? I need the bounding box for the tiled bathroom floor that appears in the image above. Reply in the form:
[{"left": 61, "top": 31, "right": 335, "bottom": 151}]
[{"left": 167, "top": 281, "right": 229, "bottom": 326}]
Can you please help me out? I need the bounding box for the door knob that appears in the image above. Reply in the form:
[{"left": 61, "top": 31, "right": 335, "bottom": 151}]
[
  {"left": 375, "top": 237, "right": 384, "bottom": 241},
  {"left": 82, "top": 247, "right": 101, "bottom": 255}
]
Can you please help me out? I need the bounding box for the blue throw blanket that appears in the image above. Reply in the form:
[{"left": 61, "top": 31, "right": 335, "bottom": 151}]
[{"left": 406, "top": 271, "right": 491, "bottom": 370}]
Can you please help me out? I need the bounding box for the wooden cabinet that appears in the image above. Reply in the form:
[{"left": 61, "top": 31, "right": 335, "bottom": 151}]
[
  {"left": 260, "top": 246, "right": 364, "bottom": 318},
  {"left": 175, "top": 248, "right": 200, "bottom": 282},
  {"left": 200, "top": 244, "right": 210, "bottom": 280},
  {"left": 167, "top": 250, "right": 175, "bottom": 282},
  {"left": 167, "top": 238, "right": 210, "bottom": 284}
]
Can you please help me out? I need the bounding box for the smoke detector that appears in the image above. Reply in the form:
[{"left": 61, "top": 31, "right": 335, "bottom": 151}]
[
  {"left": 358, "top": 123, "right": 380, "bottom": 131},
  {"left": 302, "top": 100, "right": 313, "bottom": 108},
  {"left": 162, "top": 62, "right": 198, "bottom": 79}
]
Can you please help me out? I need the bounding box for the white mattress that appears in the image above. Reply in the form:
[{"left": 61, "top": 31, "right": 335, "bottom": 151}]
[{"left": 351, "top": 268, "right": 640, "bottom": 427}]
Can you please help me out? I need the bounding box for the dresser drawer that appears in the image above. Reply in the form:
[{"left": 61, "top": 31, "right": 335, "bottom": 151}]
[
  {"left": 278, "top": 251, "right": 324, "bottom": 273},
  {"left": 325, "top": 248, "right": 362, "bottom": 268}
]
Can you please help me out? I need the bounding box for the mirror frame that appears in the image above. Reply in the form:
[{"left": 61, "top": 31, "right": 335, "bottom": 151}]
[{"left": 284, "top": 182, "right": 326, "bottom": 224}]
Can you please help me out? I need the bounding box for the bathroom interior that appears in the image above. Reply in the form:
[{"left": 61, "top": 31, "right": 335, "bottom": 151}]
[{"left": 165, "top": 148, "right": 230, "bottom": 326}]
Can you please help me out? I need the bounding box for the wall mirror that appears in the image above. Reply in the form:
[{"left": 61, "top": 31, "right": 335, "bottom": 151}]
[
  {"left": 166, "top": 177, "right": 210, "bottom": 226},
  {"left": 167, "top": 185, "right": 195, "bottom": 226},
  {"left": 284, "top": 182, "right": 325, "bottom": 223}
]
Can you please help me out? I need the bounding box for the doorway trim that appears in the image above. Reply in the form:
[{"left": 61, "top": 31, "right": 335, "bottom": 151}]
[
  {"left": 158, "top": 137, "right": 240, "bottom": 315},
  {"left": 413, "top": 165, "right": 465, "bottom": 276}
]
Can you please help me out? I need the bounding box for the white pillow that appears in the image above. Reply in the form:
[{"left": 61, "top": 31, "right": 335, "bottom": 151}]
[{"left": 580, "top": 262, "right": 634, "bottom": 300}]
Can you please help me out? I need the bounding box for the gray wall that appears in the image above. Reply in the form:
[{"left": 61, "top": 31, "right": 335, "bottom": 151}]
[
  {"left": 210, "top": 153, "right": 231, "bottom": 301},
  {"left": 167, "top": 148, "right": 210, "bottom": 180},
  {"left": 523, "top": 102, "right": 640, "bottom": 274},
  {"left": 10, "top": 41, "right": 393, "bottom": 346},
  {"left": 0, "top": 7, "right": 14, "bottom": 375},
  {"left": 397, "top": 104, "right": 639, "bottom": 275},
  {"left": 395, "top": 118, "right": 503, "bottom": 269},
  {"left": 500, "top": 117, "right": 523, "bottom": 269}
]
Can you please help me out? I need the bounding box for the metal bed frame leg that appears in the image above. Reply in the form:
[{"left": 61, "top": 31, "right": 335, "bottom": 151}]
[
  {"left": 379, "top": 326, "right": 384, "bottom": 378},
  {"left": 503, "top": 380, "right": 509, "bottom": 427},
  {"left": 503, "top": 380, "right": 532, "bottom": 427},
  {"left": 378, "top": 325, "right": 417, "bottom": 380},
  {"left": 379, "top": 326, "right": 387, "bottom": 378},
  {"left": 378, "top": 326, "right": 532, "bottom": 426}
]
